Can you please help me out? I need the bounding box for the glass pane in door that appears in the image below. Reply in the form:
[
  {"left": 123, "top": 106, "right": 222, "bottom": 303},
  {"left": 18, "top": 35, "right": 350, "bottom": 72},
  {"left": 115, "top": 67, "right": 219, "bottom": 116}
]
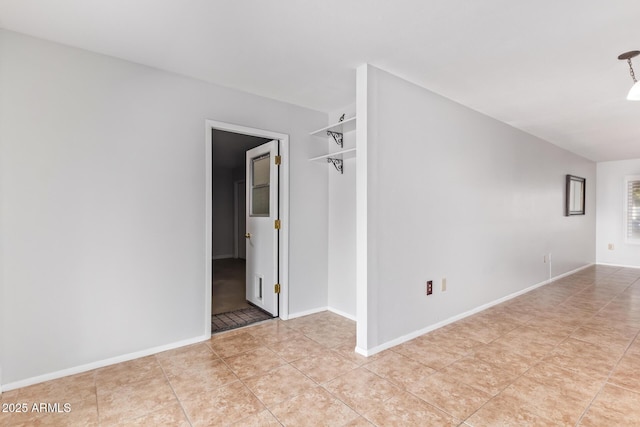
[{"left": 251, "top": 155, "right": 270, "bottom": 216}]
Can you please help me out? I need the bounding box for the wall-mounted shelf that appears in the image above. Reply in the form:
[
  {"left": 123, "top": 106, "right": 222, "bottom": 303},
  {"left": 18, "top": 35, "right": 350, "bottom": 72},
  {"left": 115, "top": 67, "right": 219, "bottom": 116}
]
[
  {"left": 308, "top": 148, "right": 357, "bottom": 162},
  {"left": 309, "top": 148, "right": 356, "bottom": 175},
  {"left": 309, "top": 116, "right": 357, "bottom": 137},
  {"left": 309, "top": 148, "right": 356, "bottom": 173},
  {"left": 309, "top": 116, "right": 356, "bottom": 174}
]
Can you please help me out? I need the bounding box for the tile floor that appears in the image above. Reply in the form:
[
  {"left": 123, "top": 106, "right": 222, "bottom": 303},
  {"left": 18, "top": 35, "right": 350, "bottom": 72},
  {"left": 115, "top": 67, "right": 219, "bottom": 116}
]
[{"left": 2, "top": 265, "right": 640, "bottom": 426}]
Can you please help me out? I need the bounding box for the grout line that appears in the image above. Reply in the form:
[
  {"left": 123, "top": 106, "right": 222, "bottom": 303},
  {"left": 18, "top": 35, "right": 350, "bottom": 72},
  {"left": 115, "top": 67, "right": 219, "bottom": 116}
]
[
  {"left": 574, "top": 327, "right": 640, "bottom": 426},
  {"left": 232, "top": 368, "right": 284, "bottom": 427},
  {"left": 92, "top": 373, "right": 100, "bottom": 427},
  {"left": 152, "top": 355, "right": 194, "bottom": 427}
]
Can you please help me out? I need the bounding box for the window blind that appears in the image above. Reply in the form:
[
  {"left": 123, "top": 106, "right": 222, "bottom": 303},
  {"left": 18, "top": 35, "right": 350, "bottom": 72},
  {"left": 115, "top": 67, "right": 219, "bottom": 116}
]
[{"left": 627, "top": 179, "right": 640, "bottom": 240}]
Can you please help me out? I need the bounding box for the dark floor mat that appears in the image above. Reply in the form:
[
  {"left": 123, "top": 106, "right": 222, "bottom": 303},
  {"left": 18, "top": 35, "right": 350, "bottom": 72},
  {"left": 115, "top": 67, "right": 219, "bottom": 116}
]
[{"left": 211, "top": 305, "right": 274, "bottom": 334}]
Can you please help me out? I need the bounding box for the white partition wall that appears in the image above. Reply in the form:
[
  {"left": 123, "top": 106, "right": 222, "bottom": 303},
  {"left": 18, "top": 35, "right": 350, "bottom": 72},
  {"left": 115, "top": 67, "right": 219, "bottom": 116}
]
[{"left": 356, "top": 64, "right": 596, "bottom": 354}]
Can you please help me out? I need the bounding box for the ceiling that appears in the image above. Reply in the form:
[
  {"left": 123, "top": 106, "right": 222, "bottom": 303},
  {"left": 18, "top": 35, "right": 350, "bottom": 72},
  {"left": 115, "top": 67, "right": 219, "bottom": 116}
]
[{"left": 1, "top": 0, "right": 639, "bottom": 162}]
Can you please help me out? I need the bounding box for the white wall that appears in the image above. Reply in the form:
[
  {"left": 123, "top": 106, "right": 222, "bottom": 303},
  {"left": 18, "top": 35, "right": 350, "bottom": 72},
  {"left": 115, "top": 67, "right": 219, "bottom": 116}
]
[
  {"left": 212, "top": 166, "right": 238, "bottom": 259},
  {"left": 596, "top": 159, "right": 640, "bottom": 267},
  {"left": 327, "top": 105, "right": 357, "bottom": 319},
  {"left": 357, "top": 64, "right": 596, "bottom": 351},
  {"left": 212, "top": 164, "right": 251, "bottom": 259},
  {"left": 0, "top": 30, "right": 328, "bottom": 387}
]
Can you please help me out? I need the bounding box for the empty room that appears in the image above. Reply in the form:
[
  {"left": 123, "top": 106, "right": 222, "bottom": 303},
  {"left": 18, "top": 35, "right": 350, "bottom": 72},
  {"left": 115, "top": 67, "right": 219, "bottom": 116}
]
[{"left": 1, "top": 1, "right": 640, "bottom": 426}]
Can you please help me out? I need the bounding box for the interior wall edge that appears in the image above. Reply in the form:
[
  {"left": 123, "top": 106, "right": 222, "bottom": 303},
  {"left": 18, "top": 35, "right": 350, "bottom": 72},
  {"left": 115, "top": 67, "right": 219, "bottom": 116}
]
[
  {"left": 285, "top": 306, "right": 328, "bottom": 320},
  {"left": 327, "top": 306, "right": 357, "bottom": 321}
]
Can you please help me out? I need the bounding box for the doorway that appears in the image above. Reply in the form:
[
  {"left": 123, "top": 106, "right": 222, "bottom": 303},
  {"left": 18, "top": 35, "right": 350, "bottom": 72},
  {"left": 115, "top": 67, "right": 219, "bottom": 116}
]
[{"left": 205, "top": 120, "right": 290, "bottom": 337}]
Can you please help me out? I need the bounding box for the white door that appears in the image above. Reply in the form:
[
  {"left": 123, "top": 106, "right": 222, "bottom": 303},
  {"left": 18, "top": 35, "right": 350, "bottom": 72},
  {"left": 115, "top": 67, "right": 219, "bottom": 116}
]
[{"left": 245, "top": 140, "right": 279, "bottom": 316}]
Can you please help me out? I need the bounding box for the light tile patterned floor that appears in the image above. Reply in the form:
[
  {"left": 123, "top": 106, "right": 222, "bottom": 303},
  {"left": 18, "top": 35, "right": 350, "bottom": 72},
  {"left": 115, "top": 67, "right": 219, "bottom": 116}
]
[{"left": 2, "top": 265, "right": 640, "bottom": 426}]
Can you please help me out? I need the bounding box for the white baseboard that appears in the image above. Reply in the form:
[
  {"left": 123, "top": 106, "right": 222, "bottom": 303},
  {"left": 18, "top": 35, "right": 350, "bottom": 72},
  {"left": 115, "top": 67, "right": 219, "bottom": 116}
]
[
  {"left": 1, "top": 335, "right": 208, "bottom": 392},
  {"left": 286, "top": 306, "right": 355, "bottom": 322},
  {"left": 554, "top": 263, "right": 595, "bottom": 278},
  {"left": 212, "top": 254, "right": 234, "bottom": 260},
  {"left": 594, "top": 262, "right": 640, "bottom": 269},
  {"left": 357, "top": 263, "right": 594, "bottom": 357},
  {"left": 328, "top": 307, "right": 356, "bottom": 321},
  {"left": 286, "top": 306, "right": 328, "bottom": 320}
]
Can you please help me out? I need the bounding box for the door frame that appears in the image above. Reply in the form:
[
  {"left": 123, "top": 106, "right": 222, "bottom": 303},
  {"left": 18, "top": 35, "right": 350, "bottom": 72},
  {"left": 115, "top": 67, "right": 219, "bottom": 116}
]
[{"left": 205, "top": 120, "right": 290, "bottom": 338}]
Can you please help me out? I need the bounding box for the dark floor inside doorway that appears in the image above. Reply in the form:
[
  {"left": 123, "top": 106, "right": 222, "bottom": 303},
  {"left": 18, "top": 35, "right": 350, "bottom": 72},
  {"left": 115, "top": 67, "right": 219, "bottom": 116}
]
[{"left": 212, "top": 258, "right": 274, "bottom": 333}]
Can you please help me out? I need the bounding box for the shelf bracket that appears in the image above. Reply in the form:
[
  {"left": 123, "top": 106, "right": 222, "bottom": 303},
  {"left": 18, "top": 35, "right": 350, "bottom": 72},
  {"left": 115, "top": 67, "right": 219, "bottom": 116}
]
[
  {"left": 327, "top": 158, "right": 343, "bottom": 174},
  {"left": 327, "top": 131, "right": 343, "bottom": 147}
]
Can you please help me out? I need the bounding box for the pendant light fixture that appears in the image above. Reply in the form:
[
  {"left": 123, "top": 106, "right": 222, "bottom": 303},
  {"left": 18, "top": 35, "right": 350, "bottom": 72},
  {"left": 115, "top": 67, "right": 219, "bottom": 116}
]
[{"left": 618, "top": 50, "right": 640, "bottom": 100}]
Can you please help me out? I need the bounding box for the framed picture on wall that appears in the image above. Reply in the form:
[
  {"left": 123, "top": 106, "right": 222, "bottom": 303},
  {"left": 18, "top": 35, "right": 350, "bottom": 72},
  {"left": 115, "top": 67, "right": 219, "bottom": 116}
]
[{"left": 566, "top": 175, "right": 586, "bottom": 216}]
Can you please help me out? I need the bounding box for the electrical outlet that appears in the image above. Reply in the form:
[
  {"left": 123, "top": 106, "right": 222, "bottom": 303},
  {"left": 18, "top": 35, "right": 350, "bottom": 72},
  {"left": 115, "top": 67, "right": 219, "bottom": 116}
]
[
  {"left": 608, "top": 243, "right": 615, "bottom": 250},
  {"left": 543, "top": 255, "right": 547, "bottom": 263},
  {"left": 426, "top": 280, "right": 433, "bottom": 295},
  {"left": 441, "top": 278, "right": 447, "bottom": 292}
]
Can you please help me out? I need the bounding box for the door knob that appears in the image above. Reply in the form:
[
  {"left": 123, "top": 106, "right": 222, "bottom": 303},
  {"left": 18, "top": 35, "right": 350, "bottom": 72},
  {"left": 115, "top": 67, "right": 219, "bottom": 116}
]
[{"left": 245, "top": 233, "right": 251, "bottom": 239}]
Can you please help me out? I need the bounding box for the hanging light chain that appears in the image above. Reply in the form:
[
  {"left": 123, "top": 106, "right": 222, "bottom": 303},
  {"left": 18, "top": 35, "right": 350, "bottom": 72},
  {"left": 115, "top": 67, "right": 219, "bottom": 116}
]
[{"left": 628, "top": 58, "right": 638, "bottom": 83}]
